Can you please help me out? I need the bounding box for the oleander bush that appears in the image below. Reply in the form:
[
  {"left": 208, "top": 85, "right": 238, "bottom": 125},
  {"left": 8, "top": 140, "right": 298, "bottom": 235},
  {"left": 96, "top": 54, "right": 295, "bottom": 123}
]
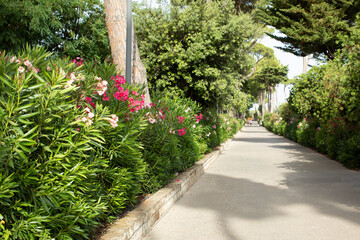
[{"left": 0, "top": 47, "right": 244, "bottom": 239}]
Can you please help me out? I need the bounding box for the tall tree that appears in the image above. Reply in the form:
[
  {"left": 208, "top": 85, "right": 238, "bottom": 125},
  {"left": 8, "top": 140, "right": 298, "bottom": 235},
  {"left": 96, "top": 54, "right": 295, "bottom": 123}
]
[
  {"left": 134, "top": 0, "right": 265, "bottom": 109},
  {"left": 256, "top": 0, "right": 360, "bottom": 59},
  {"left": 104, "top": 0, "right": 150, "bottom": 103}
]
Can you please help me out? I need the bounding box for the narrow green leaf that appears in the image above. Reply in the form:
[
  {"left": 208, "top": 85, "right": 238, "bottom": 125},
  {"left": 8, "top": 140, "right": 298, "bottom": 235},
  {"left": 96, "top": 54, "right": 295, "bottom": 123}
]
[
  {"left": 19, "top": 111, "right": 39, "bottom": 119},
  {"left": 23, "top": 126, "right": 38, "bottom": 138},
  {"left": 0, "top": 75, "right": 14, "bottom": 90},
  {"left": 14, "top": 148, "right": 28, "bottom": 161}
]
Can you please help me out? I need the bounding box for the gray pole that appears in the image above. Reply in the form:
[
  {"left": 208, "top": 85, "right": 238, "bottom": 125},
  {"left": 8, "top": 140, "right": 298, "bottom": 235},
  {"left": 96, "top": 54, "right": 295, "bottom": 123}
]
[{"left": 126, "top": 0, "right": 132, "bottom": 84}]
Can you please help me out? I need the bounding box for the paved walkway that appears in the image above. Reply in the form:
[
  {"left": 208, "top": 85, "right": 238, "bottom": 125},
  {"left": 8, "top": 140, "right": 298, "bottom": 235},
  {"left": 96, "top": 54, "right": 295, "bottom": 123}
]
[{"left": 142, "top": 124, "right": 360, "bottom": 240}]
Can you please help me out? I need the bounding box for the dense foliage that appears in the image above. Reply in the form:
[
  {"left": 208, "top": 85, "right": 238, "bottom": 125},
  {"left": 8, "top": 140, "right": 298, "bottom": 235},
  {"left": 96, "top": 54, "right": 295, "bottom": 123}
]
[
  {"left": 0, "top": 47, "right": 243, "bottom": 239},
  {"left": 134, "top": 0, "right": 265, "bottom": 111},
  {"left": 262, "top": 21, "right": 360, "bottom": 168},
  {"left": 0, "top": 0, "right": 110, "bottom": 61},
  {"left": 256, "top": 0, "right": 360, "bottom": 59}
]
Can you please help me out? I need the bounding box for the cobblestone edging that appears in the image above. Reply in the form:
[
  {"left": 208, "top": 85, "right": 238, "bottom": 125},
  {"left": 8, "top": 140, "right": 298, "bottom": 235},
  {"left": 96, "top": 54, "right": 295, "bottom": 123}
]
[{"left": 100, "top": 134, "right": 237, "bottom": 240}]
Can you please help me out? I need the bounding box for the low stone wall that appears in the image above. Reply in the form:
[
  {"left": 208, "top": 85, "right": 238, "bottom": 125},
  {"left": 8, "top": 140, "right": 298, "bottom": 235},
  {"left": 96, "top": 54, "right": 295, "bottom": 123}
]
[{"left": 100, "top": 136, "right": 235, "bottom": 240}]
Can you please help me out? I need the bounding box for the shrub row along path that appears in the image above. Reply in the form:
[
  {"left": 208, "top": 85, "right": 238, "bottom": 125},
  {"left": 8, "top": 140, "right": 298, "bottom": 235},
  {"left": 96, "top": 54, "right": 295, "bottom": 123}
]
[{"left": 141, "top": 123, "right": 360, "bottom": 240}]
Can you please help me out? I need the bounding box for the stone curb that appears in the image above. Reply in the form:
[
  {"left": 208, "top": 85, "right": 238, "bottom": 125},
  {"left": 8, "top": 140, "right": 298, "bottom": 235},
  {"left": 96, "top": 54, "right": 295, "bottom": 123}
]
[{"left": 100, "top": 134, "right": 237, "bottom": 240}]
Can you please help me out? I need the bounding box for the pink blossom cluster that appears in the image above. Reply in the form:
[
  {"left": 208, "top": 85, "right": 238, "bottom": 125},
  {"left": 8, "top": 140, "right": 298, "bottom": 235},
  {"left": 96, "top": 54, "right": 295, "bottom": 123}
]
[
  {"left": 176, "top": 116, "right": 185, "bottom": 124},
  {"left": 85, "top": 96, "right": 96, "bottom": 108},
  {"left": 111, "top": 75, "right": 126, "bottom": 88},
  {"left": 128, "top": 93, "right": 145, "bottom": 112},
  {"left": 195, "top": 113, "right": 203, "bottom": 123},
  {"left": 177, "top": 128, "right": 186, "bottom": 136},
  {"left": 70, "top": 57, "right": 84, "bottom": 66}
]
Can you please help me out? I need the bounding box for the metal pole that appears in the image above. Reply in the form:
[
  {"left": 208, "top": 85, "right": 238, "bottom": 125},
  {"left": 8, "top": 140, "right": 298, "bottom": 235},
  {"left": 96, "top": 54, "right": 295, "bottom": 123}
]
[{"left": 126, "top": 0, "right": 132, "bottom": 84}]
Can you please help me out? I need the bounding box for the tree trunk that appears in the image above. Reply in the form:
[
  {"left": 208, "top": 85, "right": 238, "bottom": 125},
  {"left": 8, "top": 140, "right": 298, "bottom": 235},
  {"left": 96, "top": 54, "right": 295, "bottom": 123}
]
[
  {"left": 104, "top": 0, "right": 151, "bottom": 104},
  {"left": 267, "top": 86, "right": 272, "bottom": 113}
]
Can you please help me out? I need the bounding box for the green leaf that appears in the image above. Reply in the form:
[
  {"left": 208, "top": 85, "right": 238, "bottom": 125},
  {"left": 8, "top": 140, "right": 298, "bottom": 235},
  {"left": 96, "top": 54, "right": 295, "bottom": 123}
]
[
  {"left": 14, "top": 148, "right": 28, "bottom": 161},
  {"left": 23, "top": 126, "right": 38, "bottom": 138},
  {"left": 19, "top": 111, "right": 39, "bottom": 119},
  {"left": 0, "top": 75, "right": 14, "bottom": 90}
]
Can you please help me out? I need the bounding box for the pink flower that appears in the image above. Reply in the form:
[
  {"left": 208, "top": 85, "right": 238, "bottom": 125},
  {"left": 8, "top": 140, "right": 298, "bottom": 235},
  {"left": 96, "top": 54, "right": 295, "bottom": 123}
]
[
  {"left": 131, "top": 91, "right": 139, "bottom": 96},
  {"left": 114, "top": 89, "right": 129, "bottom": 102},
  {"left": 177, "top": 128, "right": 186, "bottom": 136},
  {"left": 103, "top": 93, "right": 110, "bottom": 101},
  {"left": 177, "top": 116, "right": 185, "bottom": 124},
  {"left": 212, "top": 125, "right": 216, "bottom": 129},
  {"left": 149, "top": 102, "right": 155, "bottom": 108},
  {"left": 85, "top": 97, "right": 92, "bottom": 103},
  {"left": 195, "top": 113, "right": 203, "bottom": 122},
  {"left": 18, "top": 66, "right": 25, "bottom": 73},
  {"left": 317, "top": 127, "right": 321, "bottom": 131}
]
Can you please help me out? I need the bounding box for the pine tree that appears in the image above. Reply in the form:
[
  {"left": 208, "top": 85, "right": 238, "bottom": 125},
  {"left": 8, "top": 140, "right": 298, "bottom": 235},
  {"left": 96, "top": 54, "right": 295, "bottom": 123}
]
[{"left": 256, "top": 0, "right": 360, "bottom": 59}]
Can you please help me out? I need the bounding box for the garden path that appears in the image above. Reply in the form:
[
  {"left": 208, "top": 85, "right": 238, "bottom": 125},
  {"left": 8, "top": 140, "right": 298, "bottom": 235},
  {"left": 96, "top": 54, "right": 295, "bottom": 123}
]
[{"left": 142, "top": 123, "right": 360, "bottom": 240}]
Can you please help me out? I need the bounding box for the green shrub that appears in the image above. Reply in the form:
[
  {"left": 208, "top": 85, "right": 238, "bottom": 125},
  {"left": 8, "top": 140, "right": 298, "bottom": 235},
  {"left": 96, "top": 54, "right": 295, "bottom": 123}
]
[
  {"left": 0, "top": 47, "right": 146, "bottom": 239},
  {"left": 338, "top": 132, "right": 360, "bottom": 168}
]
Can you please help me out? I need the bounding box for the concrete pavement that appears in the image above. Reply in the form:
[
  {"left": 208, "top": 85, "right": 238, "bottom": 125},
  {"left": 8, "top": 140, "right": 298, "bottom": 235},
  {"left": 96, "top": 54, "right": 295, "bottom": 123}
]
[{"left": 142, "top": 124, "right": 360, "bottom": 240}]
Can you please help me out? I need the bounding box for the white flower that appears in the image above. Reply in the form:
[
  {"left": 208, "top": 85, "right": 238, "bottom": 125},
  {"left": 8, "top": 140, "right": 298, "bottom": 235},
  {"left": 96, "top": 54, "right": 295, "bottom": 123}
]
[
  {"left": 70, "top": 72, "right": 76, "bottom": 80},
  {"left": 97, "top": 80, "right": 108, "bottom": 96},
  {"left": 85, "top": 119, "right": 93, "bottom": 126},
  {"left": 185, "top": 107, "right": 191, "bottom": 113},
  {"left": 47, "top": 65, "right": 51, "bottom": 71},
  {"left": 84, "top": 107, "right": 91, "bottom": 113},
  {"left": 10, "top": 56, "right": 16, "bottom": 63},
  {"left": 148, "top": 118, "right": 156, "bottom": 124},
  {"left": 24, "top": 60, "right": 32, "bottom": 68},
  {"left": 88, "top": 112, "right": 94, "bottom": 119},
  {"left": 18, "top": 66, "right": 25, "bottom": 73}
]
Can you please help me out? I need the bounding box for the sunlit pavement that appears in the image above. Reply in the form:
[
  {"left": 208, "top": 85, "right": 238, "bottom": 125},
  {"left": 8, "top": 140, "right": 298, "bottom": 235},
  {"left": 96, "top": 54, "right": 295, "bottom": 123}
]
[{"left": 142, "top": 123, "right": 360, "bottom": 240}]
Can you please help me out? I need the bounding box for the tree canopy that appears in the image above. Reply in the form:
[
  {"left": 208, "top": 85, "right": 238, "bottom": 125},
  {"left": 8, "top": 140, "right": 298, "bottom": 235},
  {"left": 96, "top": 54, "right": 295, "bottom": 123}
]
[
  {"left": 256, "top": 0, "right": 360, "bottom": 59},
  {"left": 0, "top": 0, "right": 110, "bottom": 61},
  {"left": 134, "top": 0, "right": 265, "bottom": 110}
]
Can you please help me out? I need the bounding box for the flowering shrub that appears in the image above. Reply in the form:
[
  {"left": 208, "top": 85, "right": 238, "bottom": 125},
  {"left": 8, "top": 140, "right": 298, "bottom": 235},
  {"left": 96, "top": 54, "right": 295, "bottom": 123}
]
[
  {"left": 138, "top": 93, "right": 206, "bottom": 191},
  {"left": 0, "top": 47, "right": 244, "bottom": 239},
  {"left": 263, "top": 112, "right": 359, "bottom": 169},
  {"left": 0, "top": 47, "right": 147, "bottom": 239}
]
